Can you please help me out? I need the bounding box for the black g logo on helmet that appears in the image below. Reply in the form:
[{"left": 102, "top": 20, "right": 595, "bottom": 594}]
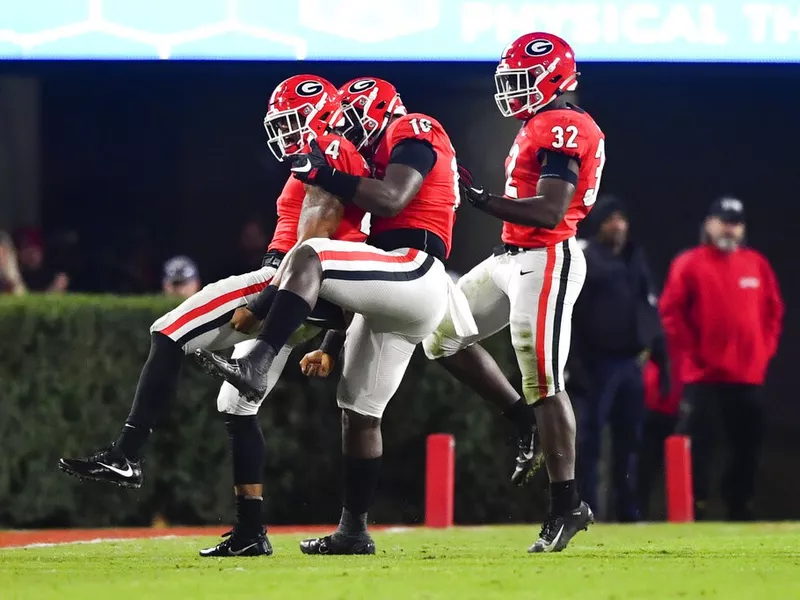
[
  {"left": 524, "top": 39, "right": 554, "bottom": 57},
  {"left": 296, "top": 80, "right": 325, "bottom": 97},
  {"left": 348, "top": 79, "right": 376, "bottom": 94}
]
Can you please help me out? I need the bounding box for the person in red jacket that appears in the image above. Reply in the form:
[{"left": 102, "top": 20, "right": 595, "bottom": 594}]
[{"left": 659, "top": 197, "right": 784, "bottom": 520}]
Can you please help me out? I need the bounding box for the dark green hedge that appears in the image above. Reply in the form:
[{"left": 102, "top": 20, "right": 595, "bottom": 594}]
[{"left": 0, "top": 294, "right": 549, "bottom": 528}]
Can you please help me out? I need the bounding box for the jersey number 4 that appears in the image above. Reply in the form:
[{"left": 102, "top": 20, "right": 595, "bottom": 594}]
[{"left": 324, "top": 139, "right": 340, "bottom": 160}]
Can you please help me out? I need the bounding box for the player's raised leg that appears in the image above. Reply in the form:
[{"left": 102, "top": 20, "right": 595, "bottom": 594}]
[
  {"left": 196, "top": 238, "right": 448, "bottom": 403},
  {"left": 423, "top": 253, "right": 542, "bottom": 484},
  {"left": 58, "top": 263, "right": 278, "bottom": 488}
]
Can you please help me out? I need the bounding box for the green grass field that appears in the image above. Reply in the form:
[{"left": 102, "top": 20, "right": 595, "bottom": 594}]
[{"left": 3, "top": 524, "right": 800, "bottom": 600}]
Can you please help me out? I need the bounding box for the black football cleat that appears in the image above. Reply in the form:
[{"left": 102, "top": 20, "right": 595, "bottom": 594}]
[
  {"left": 528, "top": 501, "right": 594, "bottom": 553},
  {"left": 510, "top": 425, "right": 544, "bottom": 486},
  {"left": 199, "top": 528, "right": 273, "bottom": 557},
  {"left": 58, "top": 445, "right": 143, "bottom": 489},
  {"left": 299, "top": 532, "right": 376, "bottom": 555},
  {"left": 193, "top": 349, "right": 269, "bottom": 404}
]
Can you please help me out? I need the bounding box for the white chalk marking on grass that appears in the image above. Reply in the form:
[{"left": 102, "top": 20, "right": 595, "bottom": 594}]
[
  {"left": 3, "top": 535, "right": 180, "bottom": 550},
  {"left": 383, "top": 527, "right": 413, "bottom": 534}
]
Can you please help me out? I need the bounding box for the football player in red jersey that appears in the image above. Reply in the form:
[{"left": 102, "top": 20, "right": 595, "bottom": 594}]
[
  {"left": 195, "top": 77, "right": 476, "bottom": 555},
  {"left": 424, "top": 32, "right": 605, "bottom": 553},
  {"left": 59, "top": 74, "right": 371, "bottom": 556}
]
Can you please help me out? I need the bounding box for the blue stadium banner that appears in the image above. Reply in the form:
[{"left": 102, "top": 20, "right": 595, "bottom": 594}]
[{"left": 1, "top": 0, "right": 799, "bottom": 62}]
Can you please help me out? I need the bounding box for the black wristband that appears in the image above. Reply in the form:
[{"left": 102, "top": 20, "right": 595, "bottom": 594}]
[
  {"left": 247, "top": 285, "right": 278, "bottom": 320},
  {"left": 319, "top": 329, "right": 346, "bottom": 358},
  {"left": 315, "top": 168, "right": 360, "bottom": 204}
]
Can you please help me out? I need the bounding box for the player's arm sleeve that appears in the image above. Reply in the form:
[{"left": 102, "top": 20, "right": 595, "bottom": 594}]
[
  {"left": 761, "top": 257, "right": 784, "bottom": 358},
  {"left": 537, "top": 149, "right": 579, "bottom": 186},
  {"left": 388, "top": 139, "right": 437, "bottom": 178}
]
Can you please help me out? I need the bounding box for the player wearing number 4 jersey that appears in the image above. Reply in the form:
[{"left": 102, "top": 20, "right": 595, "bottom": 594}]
[
  {"left": 424, "top": 32, "right": 604, "bottom": 553},
  {"left": 195, "top": 76, "right": 476, "bottom": 556},
  {"left": 59, "top": 74, "right": 371, "bottom": 557}
]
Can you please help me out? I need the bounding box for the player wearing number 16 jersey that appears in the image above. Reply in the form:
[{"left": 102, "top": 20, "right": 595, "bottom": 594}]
[
  {"left": 195, "top": 76, "right": 476, "bottom": 555},
  {"left": 423, "top": 32, "right": 605, "bottom": 553}
]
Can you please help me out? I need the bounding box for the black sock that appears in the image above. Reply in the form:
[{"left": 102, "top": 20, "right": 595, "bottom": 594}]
[
  {"left": 235, "top": 495, "right": 263, "bottom": 534},
  {"left": 338, "top": 508, "right": 368, "bottom": 535},
  {"left": 225, "top": 414, "right": 266, "bottom": 485},
  {"left": 550, "top": 479, "right": 580, "bottom": 516},
  {"left": 247, "top": 284, "right": 278, "bottom": 320},
  {"left": 503, "top": 397, "right": 537, "bottom": 435},
  {"left": 116, "top": 332, "right": 184, "bottom": 460},
  {"left": 338, "top": 456, "right": 381, "bottom": 534},
  {"left": 255, "top": 290, "right": 312, "bottom": 354}
]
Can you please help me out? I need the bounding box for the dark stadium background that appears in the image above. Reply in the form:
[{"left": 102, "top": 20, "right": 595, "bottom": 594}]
[{"left": 1, "top": 59, "right": 798, "bottom": 518}]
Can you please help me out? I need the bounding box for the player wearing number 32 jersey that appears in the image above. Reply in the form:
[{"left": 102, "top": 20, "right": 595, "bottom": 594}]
[{"left": 424, "top": 32, "right": 605, "bottom": 554}]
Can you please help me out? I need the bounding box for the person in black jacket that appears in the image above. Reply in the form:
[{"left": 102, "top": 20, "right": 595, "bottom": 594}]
[{"left": 570, "top": 195, "right": 670, "bottom": 522}]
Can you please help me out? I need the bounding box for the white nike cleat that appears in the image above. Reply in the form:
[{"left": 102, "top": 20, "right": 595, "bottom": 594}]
[
  {"left": 199, "top": 528, "right": 273, "bottom": 557},
  {"left": 58, "top": 445, "right": 143, "bottom": 489},
  {"left": 528, "top": 501, "right": 594, "bottom": 553}
]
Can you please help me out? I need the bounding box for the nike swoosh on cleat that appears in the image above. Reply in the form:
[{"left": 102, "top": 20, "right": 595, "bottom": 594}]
[
  {"left": 573, "top": 510, "right": 583, "bottom": 516},
  {"left": 545, "top": 525, "right": 565, "bottom": 552},
  {"left": 521, "top": 450, "right": 535, "bottom": 460},
  {"left": 229, "top": 542, "right": 258, "bottom": 556},
  {"left": 97, "top": 462, "right": 134, "bottom": 477}
]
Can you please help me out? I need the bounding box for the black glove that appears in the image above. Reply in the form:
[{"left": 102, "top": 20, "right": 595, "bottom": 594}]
[
  {"left": 290, "top": 139, "right": 333, "bottom": 184},
  {"left": 457, "top": 163, "right": 489, "bottom": 207}
]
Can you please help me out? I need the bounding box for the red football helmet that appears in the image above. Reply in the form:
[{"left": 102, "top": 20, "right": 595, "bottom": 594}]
[
  {"left": 332, "top": 77, "right": 406, "bottom": 150},
  {"left": 494, "top": 32, "right": 579, "bottom": 119},
  {"left": 263, "top": 74, "right": 339, "bottom": 161}
]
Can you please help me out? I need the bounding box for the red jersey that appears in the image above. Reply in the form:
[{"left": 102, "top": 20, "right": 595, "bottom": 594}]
[
  {"left": 370, "top": 113, "right": 459, "bottom": 257},
  {"left": 502, "top": 104, "right": 605, "bottom": 248},
  {"left": 659, "top": 245, "right": 784, "bottom": 386},
  {"left": 269, "top": 134, "right": 370, "bottom": 254}
]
